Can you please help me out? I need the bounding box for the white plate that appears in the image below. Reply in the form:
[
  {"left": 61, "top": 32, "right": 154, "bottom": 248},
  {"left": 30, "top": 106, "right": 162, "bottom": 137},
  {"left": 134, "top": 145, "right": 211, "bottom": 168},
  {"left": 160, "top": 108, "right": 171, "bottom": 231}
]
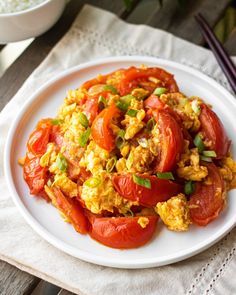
[{"left": 4, "top": 56, "right": 236, "bottom": 269}]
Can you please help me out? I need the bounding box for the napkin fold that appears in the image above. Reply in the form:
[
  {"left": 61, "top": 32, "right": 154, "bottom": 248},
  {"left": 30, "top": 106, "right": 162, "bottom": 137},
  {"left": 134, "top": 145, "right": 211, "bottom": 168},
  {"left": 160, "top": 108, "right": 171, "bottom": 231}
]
[{"left": 0, "top": 5, "right": 235, "bottom": 295}]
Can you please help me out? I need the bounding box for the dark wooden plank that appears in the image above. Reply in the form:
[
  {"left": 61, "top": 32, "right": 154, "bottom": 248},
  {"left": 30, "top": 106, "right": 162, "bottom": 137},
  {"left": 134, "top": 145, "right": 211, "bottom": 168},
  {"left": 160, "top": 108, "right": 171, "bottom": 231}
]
[
  {"left": 0, "top": 0, "right": 131, "bottom": 111},
  {"left": 58, "top": 290, "right": 76, "bottom": 295},
  {"left": 0, "top": 261, "right": 40, "bottom": 295},
  {"left": 133, "top": 0, "right": 232, "bottom": 45},
  {"left": 0, "top": 45, "right": 5, "bottom": 51},
  {"left": 225, "top": 28, "right": 236, "bottom": 55}
]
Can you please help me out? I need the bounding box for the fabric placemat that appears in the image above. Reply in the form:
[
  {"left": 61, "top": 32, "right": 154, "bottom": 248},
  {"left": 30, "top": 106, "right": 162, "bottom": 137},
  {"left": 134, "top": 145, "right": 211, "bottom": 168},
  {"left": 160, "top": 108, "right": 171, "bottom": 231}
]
[{"left": 0, "top": 5, "right": 236, "bottom": 295}]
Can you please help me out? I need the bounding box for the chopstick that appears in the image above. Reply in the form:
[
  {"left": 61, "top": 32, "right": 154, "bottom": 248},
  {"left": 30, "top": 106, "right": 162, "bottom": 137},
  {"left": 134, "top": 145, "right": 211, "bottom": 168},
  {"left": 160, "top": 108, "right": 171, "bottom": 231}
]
[{"left": 195, "top": 13, "right": 236, "bottom": 95}]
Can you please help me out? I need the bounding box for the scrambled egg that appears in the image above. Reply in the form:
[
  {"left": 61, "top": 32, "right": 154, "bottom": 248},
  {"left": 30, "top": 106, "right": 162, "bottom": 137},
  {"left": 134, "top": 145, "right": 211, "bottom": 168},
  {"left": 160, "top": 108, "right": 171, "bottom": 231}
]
[
  {"left": 155, "top": 194, "right": 191, "bottom": 231},
  {"left": 53, "top": 174, "right": 78, "bottom": 198},
  {"left": 220, "top": 156, "right": 236, "bottom": 189},
  {"left": 79, "top": 140, "right": 110, "bottom": 175},
  {"left": 80, "top": 172, "right": 136, "bottom": 214},
  {"left": 177, "top": 141, "right": 208, "bottom": 181},
  {"left": 137, "top": 217, "right": 150, "bottom": 228}
]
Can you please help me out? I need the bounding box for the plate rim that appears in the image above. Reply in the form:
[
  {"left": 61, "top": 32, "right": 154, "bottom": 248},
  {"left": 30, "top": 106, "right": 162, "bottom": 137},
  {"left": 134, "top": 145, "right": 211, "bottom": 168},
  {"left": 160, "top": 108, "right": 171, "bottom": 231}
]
[{"left": 4, "top": 55, "right": 236, "bottom": 269}]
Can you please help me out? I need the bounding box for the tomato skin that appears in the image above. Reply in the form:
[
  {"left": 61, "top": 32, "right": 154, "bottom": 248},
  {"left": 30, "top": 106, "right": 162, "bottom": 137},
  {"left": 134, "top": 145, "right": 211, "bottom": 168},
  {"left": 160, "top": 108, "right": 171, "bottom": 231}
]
[
  {"left": 112, "top": 174, "right": 182, "bottom": 207},
  {"left": 24, "top": 119, "right": 52, "bottom": 195},
  {"left": 52, "top": 188, "right": 89, "bottom": 234},
  {"left": 91, "top": 104, "right": 120, "bottom": 152},
  {"left": 189, "top": 163, "right": 224, "bottom": 226},
  {"left": 89, "top": 216, "right": 158, "bottom": 249},
  {"left": 199, "top": 104, "right": 230, "bottom": 158},
  {"left": 144, "top": 94, "right": 165, "bottom": 110},
  {"left": 152, "top": 109, "right": 184, "bottom": 172},
  {"left": 118, "top": 67, "right": 179, "bottom": 96}
]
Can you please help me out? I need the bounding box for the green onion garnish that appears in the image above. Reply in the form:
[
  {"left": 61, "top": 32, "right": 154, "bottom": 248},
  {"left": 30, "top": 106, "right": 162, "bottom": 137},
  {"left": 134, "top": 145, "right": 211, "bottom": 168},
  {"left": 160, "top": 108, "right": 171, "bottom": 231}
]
[
  {"left": 157, "top": 172, "right": 175, "bottom": 180},
  {"left": 78, "top": 112, "right": 89, "bottom": 128},
  {"left": 98, "top": 95, "right": 107, "bottom": 110},
  {"left": 106, "top": 156, "right": 117, "bottom": 173},
  {"left": 47, "top": 179, "right": 52, "bottom": 187},
  {"left": 124, "top": 209, "right": 134, "bottom": 217},
  {"left": 56, "top": 153, "right": 68, "bottom": 172},
  {"left": 193, "top": 134, "right": 205, "bottom": 153},
  {"left": 147, "top": 118, "right": 155, "bottom": 131},
  {"left": 202, "top": 150, "right": 217, "bottom": 158},
  {"left": 200, "top": 155, "right": 213, "bottom": 162},
  {"left": 138, "top": 138, "right": 148, "bottom": 148},
  {"left": 115, "top": 129, "right": 125, "bottom": 149},
  {"left": 153, "top": 87, "right": 167, "bottom": 96},
  {"left": 126, "top": 109, "right": 138, "bottom": 117},
  {"left": 191, "top": 100, "right": 201, "bottom": 115},
  {"left": 132, "top": 174, "right": 151, "bottom": 189},
  {"left": 116, "top": 101, "right": 129, "bottom": 111},
  {"left": 84, "top": 177, "right": 101, "bottom": 188},
  {"left": 184, "top": 181, "right": 195, "bottom": 195},
  {"left": 103, "top": 85, "right": 118, "bottom": 94},
  {"left": 120, "top": 95, "right": 135, "bottom": 104},
  {"left": 78, "top": 128, "right": 91, "bottom": 147},
  {"left": 51, "top": 118, "right": 63, "bottom": 125}
]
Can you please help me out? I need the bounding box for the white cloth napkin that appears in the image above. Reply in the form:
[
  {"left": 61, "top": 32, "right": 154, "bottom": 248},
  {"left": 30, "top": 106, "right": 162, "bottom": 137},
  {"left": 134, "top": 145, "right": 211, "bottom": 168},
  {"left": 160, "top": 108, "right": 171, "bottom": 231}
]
[{"left": 0, "top": 5, "right": 236, "bottom": 295}]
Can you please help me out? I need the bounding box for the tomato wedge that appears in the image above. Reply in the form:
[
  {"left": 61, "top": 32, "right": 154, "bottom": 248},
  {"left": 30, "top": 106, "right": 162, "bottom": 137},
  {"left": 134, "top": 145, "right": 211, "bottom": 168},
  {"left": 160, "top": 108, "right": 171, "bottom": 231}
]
[
  {"left": 89, "top": 216, "right": 158, "bottom": 249},
  {"left": 189, "top": 163, "right": 225, "bottom": 226},
  {"left": 23, "top": 119, "right": 52, "bottom": 195},
  {"left": 52, "top": 188, "right": 88, "bottom": 234},
  {"left": 152, "top": 109, "right": 184, "bottom": 172},
  {"left": 199, "top": 104, "right": 230, "bottom": 158},
  {"left": 118, "top": 67, "right": 179, "bottom": 96},
  {"left": 91, "top": 104, "right": 120, "bottom": 151},
  {"left": 112, "top": 174, "right": 182, "bottom": 207}
]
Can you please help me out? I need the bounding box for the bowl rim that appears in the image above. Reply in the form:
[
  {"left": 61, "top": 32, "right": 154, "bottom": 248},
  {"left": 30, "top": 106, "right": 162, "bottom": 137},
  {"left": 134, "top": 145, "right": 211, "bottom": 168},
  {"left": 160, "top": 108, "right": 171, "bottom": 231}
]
[{"left": 0, "top": 0, "right": 57, "bottom": 17}]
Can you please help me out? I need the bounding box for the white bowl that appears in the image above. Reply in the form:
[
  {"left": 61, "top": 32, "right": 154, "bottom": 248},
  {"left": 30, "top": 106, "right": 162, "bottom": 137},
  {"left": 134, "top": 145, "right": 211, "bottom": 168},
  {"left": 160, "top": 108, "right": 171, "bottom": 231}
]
[{"left": 0, "top": 0, "right": 66, "bottom": 44}]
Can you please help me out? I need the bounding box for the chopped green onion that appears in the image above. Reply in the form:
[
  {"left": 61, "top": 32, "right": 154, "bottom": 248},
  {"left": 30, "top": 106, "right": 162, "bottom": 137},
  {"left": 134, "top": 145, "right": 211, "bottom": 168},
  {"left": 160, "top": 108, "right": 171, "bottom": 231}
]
[
  {"left": 103, "top": 85, "right": 118, "bottom": 94},
  {"left": 138, "top": 138, "right": 149, "bottom": 148},
  {"left": 202, "top": 150, "right": 217, "bottom": 158},
  {"left": 56, "top": 153, "right": 68, "bottom": 172},
  {"left": 116, "top": 101, "right": 129, "bottom": 111},
  {"left": 84, "top": 177, "right": 101, "bottom": 188},
  {"left": 184, "top": 181, "right": 195, "bottom": 195},
  {"left": 157, "top": 172, "right": 175, "bottom": 180},
  {"left": 146, "top": 118, "right": 155, "bottom": 131},
  {"left": 124, "top": 209, "right": 134, "bottom": 217},
  {"left": 51, "top": 118, "right": 63, "bottom": 125},
  {"left": 191, "top": 100, "right": 201, "bottom": 115},
  {"left": 120, "top": 95, "right": 135, "bottom": 104},
  {"left": 106, "top": 156, "right": 117, "bottom": 173},
  {"left": 98, "top": 95, "right": 107, "bottom": 110},
  {"left": 126, "top": 151, "right": 133, "bottom": 170},
  {"left": 47, "top": 179, "right": 52, "bottom": 187},
  {"left": 115, "top": 129, "right": 125, "bottom": 149},
  {"left": 193, "top": 134, "right": 205, "bottom": 153},
  {"left": 153, "top": 87, "right": 167, "bottom": 96},
  {"left": 132, "top": 174, "right": 151, "bottom": 189},
  {"left": 126, "top": 109, "right": 138, "bottom": 117},
  {"left": 78, "top": 128, "right": 91, "bottom": 147},
  {"left": 200, "top": 155, "right": 213, "bottom": 162},
  {"left": 78, "top": 112, "right": 89, "bottom": 128}
]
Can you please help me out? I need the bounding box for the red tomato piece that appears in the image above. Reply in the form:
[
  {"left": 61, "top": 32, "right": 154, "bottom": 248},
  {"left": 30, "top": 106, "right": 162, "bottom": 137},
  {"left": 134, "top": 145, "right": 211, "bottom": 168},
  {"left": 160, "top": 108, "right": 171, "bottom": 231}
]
[
  {"left": 52, "top": 188, "right": 89, "bottom": 234},
  {"left": 83, "top": 97, "right": 99, "bottom": 124},
  {"left": 91, "top": 104, "right": 120, "bottom": 151},
  {"left": 118, "top": 67, "right": 179, "bottom": 96},
  {"left": 152, "top": 109, "right": 184, "bottom": 172},
  {"left": 199, "top": 104, "right": 230, "bottom": 158},
  {"left": 144, "top": 94, "right": 165, "bottom": 110},
  {"left": 189, "top": 163, "right": 224, "bottom": 226},
  {"left": 112, "top": 174, "right": 182, "bottom": 207},
  {"left": 89, "top": 216, "right": 158, "bottom": 249},
  {"left": 24, "top": 119, "right": 52, "bottom": 195}
]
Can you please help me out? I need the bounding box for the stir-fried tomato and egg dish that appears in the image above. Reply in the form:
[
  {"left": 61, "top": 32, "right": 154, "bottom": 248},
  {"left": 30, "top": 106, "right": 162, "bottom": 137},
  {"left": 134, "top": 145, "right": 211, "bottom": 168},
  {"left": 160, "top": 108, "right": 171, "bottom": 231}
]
[{"left": 20, "top": 66, "right": 236, "bottom": 249}]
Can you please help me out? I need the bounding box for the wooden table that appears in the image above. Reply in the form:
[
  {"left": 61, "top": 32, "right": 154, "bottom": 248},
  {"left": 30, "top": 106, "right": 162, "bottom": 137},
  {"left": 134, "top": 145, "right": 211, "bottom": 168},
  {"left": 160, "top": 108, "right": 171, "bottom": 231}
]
[{"left": 0, "top": 0, "right": 235, "bottom": 294}]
